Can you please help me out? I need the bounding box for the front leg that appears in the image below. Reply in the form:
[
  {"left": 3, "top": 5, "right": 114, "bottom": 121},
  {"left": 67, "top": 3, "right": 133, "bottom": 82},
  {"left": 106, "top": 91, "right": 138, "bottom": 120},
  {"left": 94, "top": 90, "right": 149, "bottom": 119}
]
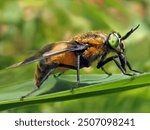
[
  {"left": 126, "top": 61, "right": 143, "bottom": 74},
  {"left": 97, "top": 55, "right": 118, "bottom": 75},
  {"left": 97, "top": 55, "right": 135, "bottom": 76},
  {"left": 118, "top": 53, "right": 143, "bottom": 74},
  {"left": 113, "top": 58, "right": 135, "bottom": 76}
]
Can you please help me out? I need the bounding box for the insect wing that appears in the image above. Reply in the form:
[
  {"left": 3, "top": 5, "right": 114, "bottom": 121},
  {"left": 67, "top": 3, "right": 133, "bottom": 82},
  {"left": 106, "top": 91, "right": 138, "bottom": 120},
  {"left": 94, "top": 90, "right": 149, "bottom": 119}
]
[{"left": 6, "top": 42, "right": 88, "bottom": 69}]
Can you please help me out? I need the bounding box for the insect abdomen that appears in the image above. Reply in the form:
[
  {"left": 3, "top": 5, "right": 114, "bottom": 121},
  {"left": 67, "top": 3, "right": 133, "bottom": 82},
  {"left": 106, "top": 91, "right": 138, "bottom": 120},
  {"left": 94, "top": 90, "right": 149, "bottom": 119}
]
[{"left": 34, "top": 62, "right": 56, "bottom": 87}]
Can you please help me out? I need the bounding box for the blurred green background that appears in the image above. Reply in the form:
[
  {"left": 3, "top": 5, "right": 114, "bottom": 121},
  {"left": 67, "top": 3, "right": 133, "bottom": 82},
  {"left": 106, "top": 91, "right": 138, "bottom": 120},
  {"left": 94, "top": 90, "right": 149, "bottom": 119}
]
[{"left": 0, "top": 0, "right": 150, "bottom": 112}]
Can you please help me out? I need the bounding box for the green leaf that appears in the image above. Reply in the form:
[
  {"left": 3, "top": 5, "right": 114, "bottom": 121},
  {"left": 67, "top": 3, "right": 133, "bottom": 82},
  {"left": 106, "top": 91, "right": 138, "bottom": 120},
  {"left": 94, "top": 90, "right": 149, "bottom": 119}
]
[{"left": 0, "top": 72, "right": 150, "bottom": 111}]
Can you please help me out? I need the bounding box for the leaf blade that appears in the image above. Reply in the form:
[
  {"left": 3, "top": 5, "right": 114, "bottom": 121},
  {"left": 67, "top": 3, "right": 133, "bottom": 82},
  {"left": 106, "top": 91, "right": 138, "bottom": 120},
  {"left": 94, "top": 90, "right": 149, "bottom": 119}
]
[{"left": 0, "top": 73, "right": 150, "bottom": 111}]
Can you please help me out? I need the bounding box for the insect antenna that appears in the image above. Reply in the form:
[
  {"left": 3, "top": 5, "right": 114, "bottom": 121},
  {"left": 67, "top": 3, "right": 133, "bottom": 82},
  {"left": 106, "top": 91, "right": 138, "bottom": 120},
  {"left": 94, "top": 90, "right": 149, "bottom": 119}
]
[{"left": 121, "top": 24, "right": 140, "bottom": 40}]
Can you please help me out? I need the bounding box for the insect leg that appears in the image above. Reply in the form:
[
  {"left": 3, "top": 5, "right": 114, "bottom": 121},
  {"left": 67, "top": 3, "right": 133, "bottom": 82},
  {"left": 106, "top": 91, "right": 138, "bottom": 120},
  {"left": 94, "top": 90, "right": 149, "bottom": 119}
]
[
  {"left": 97, "top": 55, "right": 118, "bottom": 75},
  {"left": 126, "top": 61, "right": 143, "bottom": 74},
  {"left": 113, "top": 58, "right": 135, "bottom": 76},
  {"left": 97, "top": 53, "right": 107, "bottom": 68},
  {"left": 97, "top": 55, "right": 134, "bottom": 76},
  {"left": 36, "top": 68, "right": 56, "bottom": 87},
  {"left": 20, "top": 87, "right": 39, "bottom": 101},
  {"left": 76, "top": 53, "right": 81, "bottom": 87},
  {"left": 58, "top": 59, "right": 81, "bottom": 87},
  {"left": 101, "top": 67, "right": 112, "bottom": 76},
  {"left": 21, "top": 68, "right": 56, "bottom": 101},
  {"left": 118, "top": 53, "right": 126, "bottom": 72},
  {"left": 56, "top": 55, "right": 81, "bottom": 89},
  {"left": 97, "top": 53, "right": 111, "bottom": 75},
  {"left": 53, "top": 64, "right": 76, "bottom": 78},
  {"left": 118, "top": 53, "right": 143, "bottom": 75},
  {"left": 21, "top": 64, "right": 57, "bottom": 100}
]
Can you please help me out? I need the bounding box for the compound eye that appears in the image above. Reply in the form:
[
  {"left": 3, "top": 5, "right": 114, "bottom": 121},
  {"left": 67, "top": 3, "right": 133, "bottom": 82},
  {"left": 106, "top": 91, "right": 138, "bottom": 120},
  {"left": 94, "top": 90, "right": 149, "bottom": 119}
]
[{"left": 108, "top": 33, "right": 119, "bottom": 48}]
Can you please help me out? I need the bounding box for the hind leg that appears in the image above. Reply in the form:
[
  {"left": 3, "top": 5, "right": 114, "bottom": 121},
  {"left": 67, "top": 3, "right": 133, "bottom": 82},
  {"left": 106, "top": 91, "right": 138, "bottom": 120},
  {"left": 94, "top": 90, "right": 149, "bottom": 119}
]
[
  {"left": 20, "top": 86, "right": 40, "bottom": 101},
  {"left": 20, "top": 63, "right": 58, "bottom": 100},
  {"left": 21, "top": 63, "right": 77, "bottom": 100}
]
